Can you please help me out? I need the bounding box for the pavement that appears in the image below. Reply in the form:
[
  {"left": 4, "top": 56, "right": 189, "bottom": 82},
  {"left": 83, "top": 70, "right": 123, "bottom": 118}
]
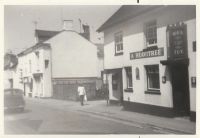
[{"left": 26, "top": 97, "right": 196, "bottom": 134}]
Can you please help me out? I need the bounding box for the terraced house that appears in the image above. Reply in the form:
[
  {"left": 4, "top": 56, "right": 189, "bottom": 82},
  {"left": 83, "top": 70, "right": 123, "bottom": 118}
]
[{"left": 97, "top": 5, "right": 196, "bottom": 121}]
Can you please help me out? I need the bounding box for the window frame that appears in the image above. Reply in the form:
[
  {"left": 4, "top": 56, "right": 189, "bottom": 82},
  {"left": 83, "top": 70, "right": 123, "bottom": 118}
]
[
  {"left": 144, "top": 20, "right": 157, "bottom": 47},
  {"left": 114, "top": 31, "right": 123, "bottom": 55},
  {"left": 125, "top": 67, "right": 133, "bottom": 89},
  {"left": 145, "top": 65, "right": 160, "bottom": 94}
]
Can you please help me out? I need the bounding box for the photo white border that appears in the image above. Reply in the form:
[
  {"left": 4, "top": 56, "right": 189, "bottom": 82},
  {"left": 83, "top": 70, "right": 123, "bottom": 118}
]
[{"left": 0, "top": 0, "right": 199, "bottom": 138}]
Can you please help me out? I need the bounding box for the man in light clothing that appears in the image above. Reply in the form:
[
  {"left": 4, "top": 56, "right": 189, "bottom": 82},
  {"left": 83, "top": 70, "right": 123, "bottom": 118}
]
[{"left": 78, "top": 85, "right": 86, "bottom": 106}]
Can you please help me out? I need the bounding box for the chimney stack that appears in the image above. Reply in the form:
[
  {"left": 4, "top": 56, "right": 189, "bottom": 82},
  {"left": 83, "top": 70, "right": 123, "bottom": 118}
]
[
  {"left": 82, "top": 24, "right": 90, "bottom": 40},
  {"left": 63, "top": 20, "right": 73, "bottom": 31}
]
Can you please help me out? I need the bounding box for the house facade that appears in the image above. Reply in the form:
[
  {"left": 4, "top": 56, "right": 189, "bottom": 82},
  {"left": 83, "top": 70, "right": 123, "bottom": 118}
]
[
  {"left": 17, "top": 43, "right": 52, "bottom": 98},
  {"left": 16, "top": 21, "right": 103, "bottom": 100},
  {"left": 98, "top": 5, "right": 196, "bottom": 121}
]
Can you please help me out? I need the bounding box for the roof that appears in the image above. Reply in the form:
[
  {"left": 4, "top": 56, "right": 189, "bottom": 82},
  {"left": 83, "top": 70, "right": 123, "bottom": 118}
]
[
  {"left": 4, "top": 53, "right": 18, "bottom": 70},
  {"left": 17, "top": 43, "right": 51, "bottom": 57},
  {"left": 97, "top": 5, "right": 163, "bottom": 32},
  {"left": 35, "top": 29, "right": 60, "bottom": 42}
]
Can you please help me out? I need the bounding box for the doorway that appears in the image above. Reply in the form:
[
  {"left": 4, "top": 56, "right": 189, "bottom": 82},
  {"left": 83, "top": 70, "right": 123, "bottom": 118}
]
[
  {"left": 112, "top": 70, "right": 123, "bottom": 104},
  {"left": 171, "top": 64, "right": 190, "bottom": 116}
]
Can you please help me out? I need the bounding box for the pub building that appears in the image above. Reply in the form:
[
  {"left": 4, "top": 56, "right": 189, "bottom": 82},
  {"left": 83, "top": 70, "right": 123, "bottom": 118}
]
[{"left": 97, "top": 5, "right": 196, "bottom": 121}]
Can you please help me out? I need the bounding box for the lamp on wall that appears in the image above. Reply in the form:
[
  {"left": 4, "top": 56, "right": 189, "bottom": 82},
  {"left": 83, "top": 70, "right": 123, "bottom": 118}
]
[{"left": 162, "top": 76, "right": 166, "bottom": 83}]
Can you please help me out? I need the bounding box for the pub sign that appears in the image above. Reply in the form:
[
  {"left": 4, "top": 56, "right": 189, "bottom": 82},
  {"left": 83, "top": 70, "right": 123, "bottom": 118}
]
[{"left": 166, "top": 22, "right": 188, "bottom": 59}]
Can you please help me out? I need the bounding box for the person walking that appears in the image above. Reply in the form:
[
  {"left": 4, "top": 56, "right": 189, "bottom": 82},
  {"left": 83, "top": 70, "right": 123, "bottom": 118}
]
[{"left": 78, "top": 84, "right": 86, "bottom": 106}]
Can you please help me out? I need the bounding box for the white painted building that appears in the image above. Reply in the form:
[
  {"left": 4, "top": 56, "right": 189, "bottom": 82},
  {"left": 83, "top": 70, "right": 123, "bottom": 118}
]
[
  {"left": 97, "top": 5, "right": 196, "bottom": 121},
  {"left": 16, "top": 20, "right": 103, "bottom": 100},
  {"left": 17, "top": 43, "right": 52, "bottom": 98}
]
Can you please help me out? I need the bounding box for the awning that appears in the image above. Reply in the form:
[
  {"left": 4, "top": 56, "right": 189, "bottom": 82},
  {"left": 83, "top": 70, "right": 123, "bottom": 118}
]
[{"left": 160, "top": 58, "right": 189, "bottom": 66}]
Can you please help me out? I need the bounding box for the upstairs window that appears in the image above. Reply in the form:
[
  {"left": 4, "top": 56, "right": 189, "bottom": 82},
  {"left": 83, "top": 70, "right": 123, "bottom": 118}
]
[
  {"left": 145, "top": 20, "right": 157, "bottom": 47},
  {"left": 114, "top": 31, "right": 123, "bottom": 55}
]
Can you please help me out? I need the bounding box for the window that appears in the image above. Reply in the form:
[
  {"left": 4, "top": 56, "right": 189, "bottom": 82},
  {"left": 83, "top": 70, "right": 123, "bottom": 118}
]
[
  {"left": 45, "top": 60, "right": 49, "bottom": 69},
  {"left": 145, "top": 65, "right": 160, "bottom": 92},
  {"left": 125, "top": 67, "right": 133, "bottom": 88},
  {"left": 114, "top": 31, "right": 123, "bottom": 55},
  {"left": 145, "top": 20, "right": 157, "bottom": 47}
]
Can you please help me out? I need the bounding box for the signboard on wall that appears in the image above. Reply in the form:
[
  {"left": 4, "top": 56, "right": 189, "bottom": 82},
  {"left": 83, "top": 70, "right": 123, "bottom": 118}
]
[
  {"left": 130, "top": 48, "right": 164, "bottom": 60},
  {"left": 166, "top": 22, "right": 188, "bottom": 59}
]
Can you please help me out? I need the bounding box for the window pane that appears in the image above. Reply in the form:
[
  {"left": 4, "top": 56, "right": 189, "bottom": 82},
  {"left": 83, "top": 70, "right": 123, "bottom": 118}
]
[
  {"left": 115, "top": 32, "right": 123, "bottom": 53},
  {"left": 146, "top": 65, "right": 160, "bottom": 90},
  {"left": 126, "top": 68, "right": 132, "bottom": 88},
  {"left": 148, "top": 74, "right": 160, "bottom": 89},
  {"left": 145, "top": 20, "right": 157, "bottom": 46}
]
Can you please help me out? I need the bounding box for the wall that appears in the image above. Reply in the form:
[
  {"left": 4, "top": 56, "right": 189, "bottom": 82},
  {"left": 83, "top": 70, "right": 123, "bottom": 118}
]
[
  {"left": 43, "top": 48, "right": 52, "bottom": 97},
  {"left": 47, "top": 31, "right": 98, "bottom": 78},
  {"left": 103, "top": 6, "right": 196, "bottom": 109},
  {"left": 186, "top": 19, "right": 196, "bottom": 112}
]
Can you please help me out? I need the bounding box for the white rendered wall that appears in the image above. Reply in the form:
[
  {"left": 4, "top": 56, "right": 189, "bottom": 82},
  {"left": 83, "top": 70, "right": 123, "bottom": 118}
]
[{"left": 103, "top": 6, "right": 195, "bottom": 108}]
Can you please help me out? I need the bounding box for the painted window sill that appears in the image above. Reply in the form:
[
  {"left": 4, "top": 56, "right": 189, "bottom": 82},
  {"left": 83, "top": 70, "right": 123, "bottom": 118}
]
[
  {"left": 145, "top": 90, "right": 161, "bottom": 95},
  {"left": 143, "top": 46, "right": 158, "bottom": 51},
  {"left": 115, "top": 52, "right": 123, "bottom": 56},
  {"left": 124, "top": 88, "right": 133, "bottom": 93}
]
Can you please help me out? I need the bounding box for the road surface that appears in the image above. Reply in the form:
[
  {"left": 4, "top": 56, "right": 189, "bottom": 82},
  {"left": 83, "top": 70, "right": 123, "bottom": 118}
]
[{"left": 4, "top": 98, "right": 180, "bottom": 134}]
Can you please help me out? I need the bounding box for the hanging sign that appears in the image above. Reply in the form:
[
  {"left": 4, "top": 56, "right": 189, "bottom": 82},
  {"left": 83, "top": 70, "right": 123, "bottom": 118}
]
[{"left": 166, "top": 22, "right": 188, "bottom": 59}]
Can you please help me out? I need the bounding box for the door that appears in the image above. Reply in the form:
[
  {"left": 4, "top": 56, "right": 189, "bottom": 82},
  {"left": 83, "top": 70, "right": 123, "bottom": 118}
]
[
  {"left": 171, "top": 64, "right": 190, "bottom": 115},
  {"left": 112, "top": 70, "right": 123, "bottom": 103}
]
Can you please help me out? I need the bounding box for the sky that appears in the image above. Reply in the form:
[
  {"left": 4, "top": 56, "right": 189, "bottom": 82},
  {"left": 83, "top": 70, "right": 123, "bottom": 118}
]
[{"left": 4, "top": 5, "right": 120, "bottom": 54}]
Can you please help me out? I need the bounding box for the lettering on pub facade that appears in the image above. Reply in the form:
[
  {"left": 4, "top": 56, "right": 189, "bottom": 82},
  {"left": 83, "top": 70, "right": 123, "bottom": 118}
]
[{"left": 166, "top": 22, "right": 188, "bottom": 60}]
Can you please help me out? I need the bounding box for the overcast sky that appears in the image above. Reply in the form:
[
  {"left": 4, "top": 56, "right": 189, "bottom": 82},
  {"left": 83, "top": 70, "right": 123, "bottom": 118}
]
[{"left": 4, "top": 5, "right": 120, "bottom": 54}]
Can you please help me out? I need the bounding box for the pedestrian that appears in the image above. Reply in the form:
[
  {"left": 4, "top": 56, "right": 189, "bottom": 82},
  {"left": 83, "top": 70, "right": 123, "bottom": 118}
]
[
  {"left": 84, "top": 90, "right": 87, "bottom": 103},
  {"left": 78, "top": 84, "right": 86, "bottom": 106}
]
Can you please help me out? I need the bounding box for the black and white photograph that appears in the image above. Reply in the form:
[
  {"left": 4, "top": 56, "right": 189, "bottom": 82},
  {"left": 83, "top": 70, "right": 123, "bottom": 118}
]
[{"left": 2, "top": 1, "right": 198, "bottom": 136}]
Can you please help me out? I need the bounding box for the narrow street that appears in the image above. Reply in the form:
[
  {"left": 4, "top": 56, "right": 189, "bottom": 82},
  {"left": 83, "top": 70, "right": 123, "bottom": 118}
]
[{"left": 4, "top": 98, "right": 180, "bottom": 134}]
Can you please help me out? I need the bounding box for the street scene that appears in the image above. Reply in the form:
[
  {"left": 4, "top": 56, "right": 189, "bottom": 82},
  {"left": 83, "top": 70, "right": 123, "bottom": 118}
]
[
  {"left": 4, "top": 5, "right": 196, "bottom": 134},
  {"left": 4, "top": 97, "right": 195, "bottom": 134}
]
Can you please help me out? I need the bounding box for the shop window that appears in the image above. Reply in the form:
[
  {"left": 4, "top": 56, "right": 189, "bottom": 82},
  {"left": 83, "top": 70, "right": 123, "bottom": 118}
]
[
  {"left": 125, "top": 67, "right": 133, "bottom": 88},
  {"left": 144, "top": 20, "right": 157, "bottom": 47},
  {"left": 45, "top": 60, "right": 49, "bottom": 69},
  {"left": 145, "top": 65, "right": 160, "bottom": 94},
  {"left": 114, "top": 31, "right": 123, "bottom": 55}
]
